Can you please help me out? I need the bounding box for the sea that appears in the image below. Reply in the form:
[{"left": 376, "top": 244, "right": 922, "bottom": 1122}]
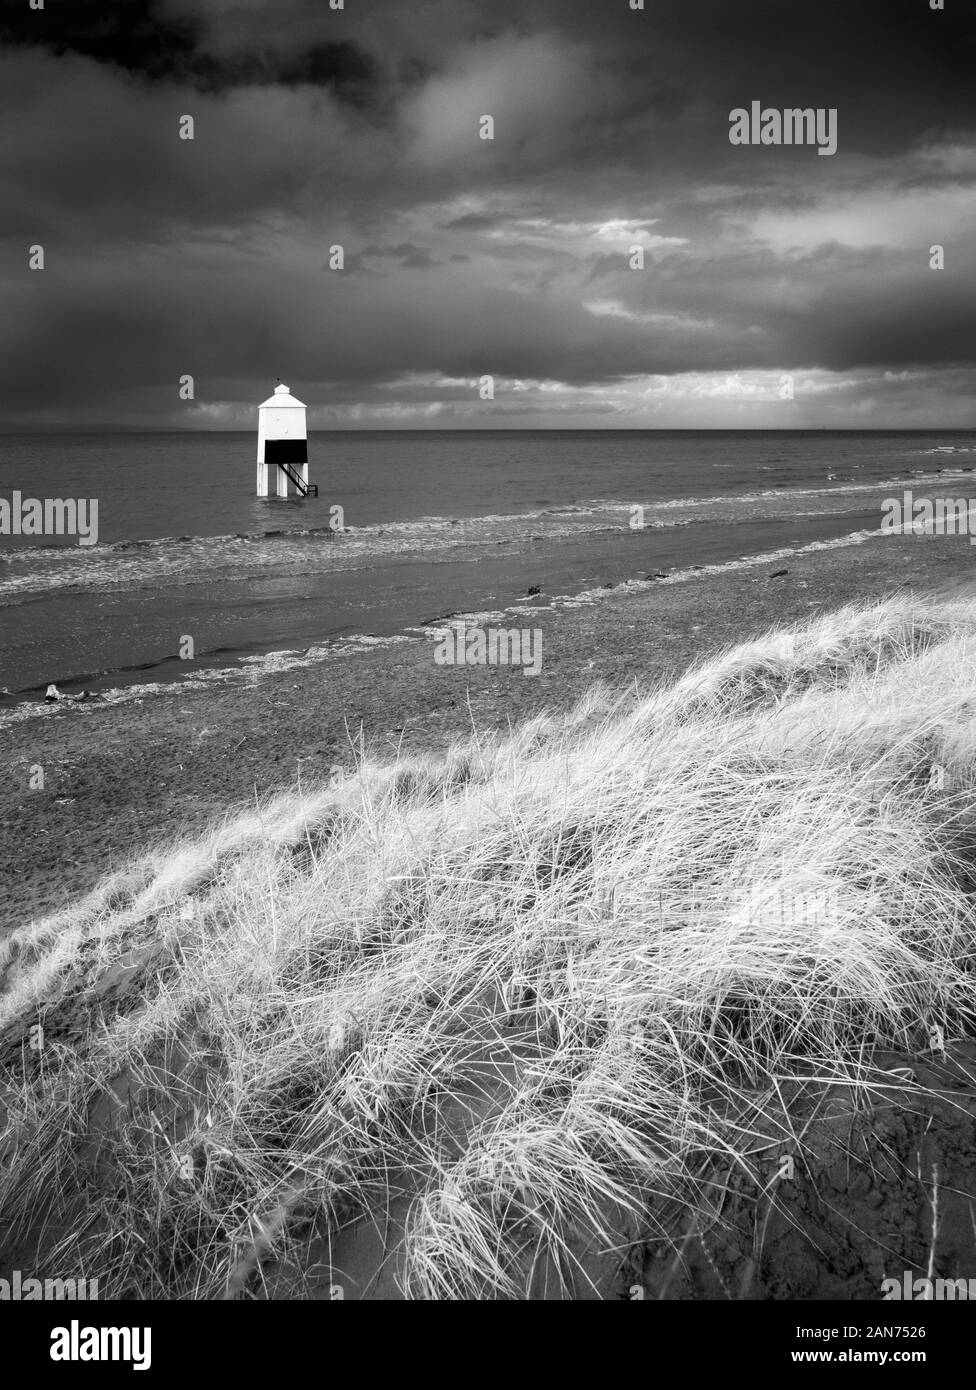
[{"left": 1, "top": 429, "right": 974, "bottom": 707}]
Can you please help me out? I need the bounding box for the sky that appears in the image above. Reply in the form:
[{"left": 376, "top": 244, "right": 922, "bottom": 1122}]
[{"left": 1, "top": 0, "right": 974, "bottom": 430}]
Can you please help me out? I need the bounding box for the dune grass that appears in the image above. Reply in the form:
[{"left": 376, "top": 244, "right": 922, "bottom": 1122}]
[{"left": 2, "top": 592, "right": 976, "bottom": 1298}]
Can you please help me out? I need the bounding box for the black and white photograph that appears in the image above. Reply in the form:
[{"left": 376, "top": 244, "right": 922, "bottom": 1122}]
[{"left": 1, "top": 0, "right": 976, "bottom": 1347}]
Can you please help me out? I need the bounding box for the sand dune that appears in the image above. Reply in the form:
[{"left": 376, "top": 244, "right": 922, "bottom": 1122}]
[{"left": 3, "top": 593, "right": 976, "bottom": 1298}]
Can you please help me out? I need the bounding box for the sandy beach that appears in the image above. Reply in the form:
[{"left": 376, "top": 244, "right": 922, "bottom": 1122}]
[{"left": 3, "top": 529, "right": 973, "bottom": 935}]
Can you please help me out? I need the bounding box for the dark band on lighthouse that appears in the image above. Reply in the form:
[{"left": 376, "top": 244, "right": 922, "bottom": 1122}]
[{"left": 264, "top": 438, "right": 308, "bottom": 465}]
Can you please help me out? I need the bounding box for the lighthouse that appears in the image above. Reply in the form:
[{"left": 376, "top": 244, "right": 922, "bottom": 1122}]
[{"left": 256, "top": 383, "right": 315, "bottom": 498}]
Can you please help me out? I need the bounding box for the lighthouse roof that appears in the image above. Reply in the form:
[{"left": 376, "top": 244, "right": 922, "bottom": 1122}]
[{"left": 259, "top": 383, "right": 306, "bottom": 409}]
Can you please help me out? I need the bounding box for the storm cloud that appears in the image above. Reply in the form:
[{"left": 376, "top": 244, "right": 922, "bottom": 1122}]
[{"left": 1, "top": 0, "right": 974, "bottom": 428}]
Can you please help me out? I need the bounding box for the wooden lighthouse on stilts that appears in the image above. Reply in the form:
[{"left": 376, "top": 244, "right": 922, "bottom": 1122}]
[{"left": 256, "top": 383, "right": 317, "bottom": 498}]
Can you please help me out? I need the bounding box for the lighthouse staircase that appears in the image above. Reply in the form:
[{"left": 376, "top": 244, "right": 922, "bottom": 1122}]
[{"left": 276, "top": 462, "right": 318, "bottom": 498}]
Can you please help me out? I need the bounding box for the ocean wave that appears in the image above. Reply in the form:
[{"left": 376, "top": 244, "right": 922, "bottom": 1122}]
[
  {"left": 648, "top": 473, "right": 975, "bottom": 510},
  {"left": 0, "top": 478, "right": 955, "bottom": 602},
  {"left": 0, "top": 483, "right": 908, "bottom": 560}
]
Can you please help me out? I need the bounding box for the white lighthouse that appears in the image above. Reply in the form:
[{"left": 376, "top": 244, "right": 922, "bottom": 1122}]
[{"left": 256, "top": 383, "right": 314, "bottom": 497}]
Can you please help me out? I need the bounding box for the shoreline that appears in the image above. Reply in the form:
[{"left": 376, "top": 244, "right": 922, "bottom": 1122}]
[
  {"left": 0, "top": 507, "right": 880, "bottom": 700},
  {"left": 2, "top": 527, "right": 975, "bottom": 933},
  {"left": 0, "top": 515, "right": 881, "bottom": 709},
  {"left": 6, "top": 440, "right": 976, "bottom": 699}
]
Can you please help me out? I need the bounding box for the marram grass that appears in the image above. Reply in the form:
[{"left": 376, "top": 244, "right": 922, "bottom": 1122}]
[{"left": 2, "top": 594, "right": 976, "bottom": 1298}]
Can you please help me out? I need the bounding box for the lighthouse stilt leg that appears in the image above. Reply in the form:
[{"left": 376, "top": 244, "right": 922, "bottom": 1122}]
[
  {"left": 300, "top": 462, "right": 309, "bottom": 493},
  {"left": 256, "top": 461, "right": 270, "bottom": 497},
  {"left": 276, "top": 464, "right": 289, "bottom": 499}
]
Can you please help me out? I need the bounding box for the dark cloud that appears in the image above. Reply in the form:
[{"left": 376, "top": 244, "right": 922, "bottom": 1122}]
[
  {"left": 359, "top": 243, "right": 439, "bottom": 270},
  {"left": 0, "top": 0, "right": 202, "bottom": 82},
  {"left": 0, "top": 0, "right": 377, "bottom": 98},
  {"left": 443, "top": 214, "right": 505, "bottom": 231},
  {"left": 1, "top": 0, "right": 974, "bottom": 427},
  {"left": 393, "top": 246, "right": 438, "bottom": 270}
]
